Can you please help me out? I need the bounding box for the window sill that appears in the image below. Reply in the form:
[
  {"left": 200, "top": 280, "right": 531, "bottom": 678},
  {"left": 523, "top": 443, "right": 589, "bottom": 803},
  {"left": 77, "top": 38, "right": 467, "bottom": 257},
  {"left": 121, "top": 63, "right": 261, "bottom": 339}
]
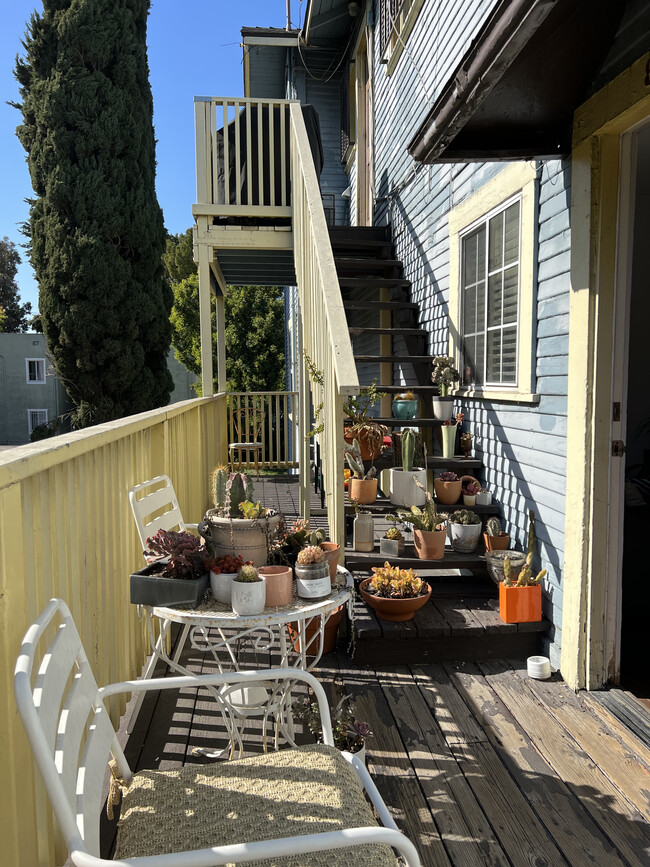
[{"left": 455, "top": 388, "right": 540, "bottom": 405}]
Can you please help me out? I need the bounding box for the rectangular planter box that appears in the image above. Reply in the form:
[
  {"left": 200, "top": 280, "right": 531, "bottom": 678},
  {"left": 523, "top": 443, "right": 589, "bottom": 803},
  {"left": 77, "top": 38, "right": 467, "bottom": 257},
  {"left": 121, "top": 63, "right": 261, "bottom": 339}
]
[
  {"left": 379, "top": 537, "right": 405, "bottom": 557},
  {"left": 130, "top": 563, "right": 209, "bottom": 608},
  {"left": 499, "top": 582, "right": 542, "bottom": 623}
]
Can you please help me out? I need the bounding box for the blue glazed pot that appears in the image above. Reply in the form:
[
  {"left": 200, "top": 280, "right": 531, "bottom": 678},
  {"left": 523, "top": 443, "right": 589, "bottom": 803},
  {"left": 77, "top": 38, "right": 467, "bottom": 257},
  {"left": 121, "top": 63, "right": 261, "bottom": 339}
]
[{"left": 392, "top": 400, "right": 418, "bottom": 420}]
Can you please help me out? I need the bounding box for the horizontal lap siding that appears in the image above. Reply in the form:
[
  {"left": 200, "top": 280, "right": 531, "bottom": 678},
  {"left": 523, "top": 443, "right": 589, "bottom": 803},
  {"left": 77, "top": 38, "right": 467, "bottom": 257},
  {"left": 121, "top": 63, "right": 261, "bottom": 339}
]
[
  {"left": 369, "top": 0, "right": 570, "bottom": 666},
  {"left": 306, "top": 75, "right": 350, "bottom": 226}
]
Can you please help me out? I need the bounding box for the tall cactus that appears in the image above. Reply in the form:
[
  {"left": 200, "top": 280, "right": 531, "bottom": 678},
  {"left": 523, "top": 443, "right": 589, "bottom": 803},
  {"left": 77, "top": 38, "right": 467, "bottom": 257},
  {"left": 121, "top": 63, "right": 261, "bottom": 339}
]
[
  {"left": 527, "top": 510, "right": 536, "bottom": 561},
  {"left": 402, "top": 428, "right": 415, "bottom": 473},
  {"left": 211, "top": 467, "right": 254, "bottom": 517},
  {"left": 211, "top": 465, "right": 229, "bottom": 509}
]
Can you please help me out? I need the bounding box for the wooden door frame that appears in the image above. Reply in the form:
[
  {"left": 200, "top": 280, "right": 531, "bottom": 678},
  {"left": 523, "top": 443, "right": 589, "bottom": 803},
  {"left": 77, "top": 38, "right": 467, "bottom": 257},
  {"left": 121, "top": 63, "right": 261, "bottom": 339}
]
[{"left": 562, "top": 54, "right": 650, "bottom": 690}]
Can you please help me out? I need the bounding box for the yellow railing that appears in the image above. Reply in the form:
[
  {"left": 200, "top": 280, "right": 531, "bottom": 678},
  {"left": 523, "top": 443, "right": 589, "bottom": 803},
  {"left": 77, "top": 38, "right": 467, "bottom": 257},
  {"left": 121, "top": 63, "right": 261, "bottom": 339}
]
[
  {"left": 0, "top": 395, "right": 227, "bottom": 866},
  {"left": 288, "top": 103, "right": 359, "bottom": 545},
  {"left": 227, "top": 392, "right": 299, "bottom": 471}
]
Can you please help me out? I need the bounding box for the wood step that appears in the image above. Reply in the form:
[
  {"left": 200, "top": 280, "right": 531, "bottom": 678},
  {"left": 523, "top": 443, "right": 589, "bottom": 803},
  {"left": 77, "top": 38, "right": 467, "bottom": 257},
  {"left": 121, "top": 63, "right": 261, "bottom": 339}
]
[
  {"left": 356, "top": 416, "right": 442, "bottom": 427},
  {"left": 330, "top": 239, "right": 394, "bottom": 258},
  {"left": 344, "top": 301, "right": 419, "bottom": 311},
  {"left": 357, "top": 383, "right": 437, "bottom": 393},
  {"left": 335, "top": 258, "right": 403, "bottom": 277},
  {"left": 426, "top": 456, "right": 484, "bottom": 471},
  {"left": 349, "top": 327, "right": 427, "bottom": 337},
  {"left": 345, "top": 546, "right": 490, "bottom": 571},
  {"left": 345, "top": 499, "right": 499, "bottom": 516},
  {"left": 329, "top": 225, "right": 391, "bottom": 242},
  {"left": 353, "top": 355, "right": 434, "bottom": 364},
  {"left": 339, "top": 277, "right": 411, "bottom": 290}
]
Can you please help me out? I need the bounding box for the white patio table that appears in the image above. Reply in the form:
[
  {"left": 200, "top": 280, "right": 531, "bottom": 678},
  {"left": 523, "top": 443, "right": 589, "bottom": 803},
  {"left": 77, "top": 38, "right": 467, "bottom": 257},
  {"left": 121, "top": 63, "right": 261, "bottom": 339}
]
[{"left": 134, "top": 569, "right": 354, "bottom": 755}]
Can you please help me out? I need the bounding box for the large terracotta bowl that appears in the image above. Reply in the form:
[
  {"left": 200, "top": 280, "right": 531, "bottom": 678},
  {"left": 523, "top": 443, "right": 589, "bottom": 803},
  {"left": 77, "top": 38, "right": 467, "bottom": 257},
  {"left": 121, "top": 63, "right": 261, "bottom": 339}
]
[{"left": 359, "top": 577, "right": 431, "bottom": 622}]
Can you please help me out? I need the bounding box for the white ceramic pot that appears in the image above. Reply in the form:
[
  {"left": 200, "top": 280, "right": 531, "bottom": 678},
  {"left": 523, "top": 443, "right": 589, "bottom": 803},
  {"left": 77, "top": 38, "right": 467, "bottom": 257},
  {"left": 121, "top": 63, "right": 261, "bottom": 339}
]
[
  {"left": 432, "top": 396, "right": 454, "bottom": 420},
  {"left": 210, "top": 570, "right": 237, "bottom": 604},
  {"left": 476, "top": 491, "right": 492, "bottom": 506},
  {"left": 447, "top": 521, "right": 482, "bottom": 553},
  {"left": 463, "top": 494, "right": 476, "bottom": 506},
  {"left": 231, "top": 576, "right": 266, "bottom": 615},
  {"left": 389, "top": 467, "right": 427, "bottom": 506}
]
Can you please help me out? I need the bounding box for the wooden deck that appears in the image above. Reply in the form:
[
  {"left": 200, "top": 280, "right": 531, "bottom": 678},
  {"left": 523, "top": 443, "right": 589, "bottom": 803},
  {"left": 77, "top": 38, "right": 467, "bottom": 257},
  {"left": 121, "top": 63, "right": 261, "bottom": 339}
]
[{"left": 104, "top": 636, "right": 650, "bottom": 866}]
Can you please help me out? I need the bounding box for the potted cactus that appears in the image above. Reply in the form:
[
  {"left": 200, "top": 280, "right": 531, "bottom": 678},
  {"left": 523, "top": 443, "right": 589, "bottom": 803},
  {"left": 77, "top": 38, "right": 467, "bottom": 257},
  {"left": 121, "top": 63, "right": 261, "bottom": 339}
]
[
  {"left": 360, "top": 562, "right": 431, "bottom": 621},
  {"left": 483, "top": 516, "right": 510, "bottom": 551},
  {"left": 344, "top": 438, "right": 378, "bottom": 504},
  {"left": 390, "top": 481, "right": 448, "bottom": 560},
  {"left": 380, "top": 527, "right": 405, "bottom": 558},
  {"left": 231, "top": 563, "right": 266, "bottom": 615},
  {"left": 389, "top": 427, "right": 427, "bottom": 506},
  {"left": 462, "top": 479, "right": 481, "bottom": 506},
  {"left": 199, "top": 467, "right": 280, "bottom": 566},
  {"left": 431, "top": 356, "right": 459, "bottom": 420},
  {"left": 294, "top": 545, "right": 331, "bottom": 599},
  {"left": 130, "top": 529, "right": 209, "bottom": 608},
  {"left": 392, "top": 391, "right": 418, "bottom": 420},
  {"left": 447, "top": 509, "right": 482, "bottom": 552},
  {"left": 499, "top": 511, "right": 545, "bottom": 622}
]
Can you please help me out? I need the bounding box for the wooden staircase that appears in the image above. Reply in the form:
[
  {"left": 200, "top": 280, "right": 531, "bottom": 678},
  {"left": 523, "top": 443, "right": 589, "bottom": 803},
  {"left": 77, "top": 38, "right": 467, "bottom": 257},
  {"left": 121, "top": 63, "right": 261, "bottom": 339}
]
[{"left": 329, "top": 225, "right": 549, "bottom": 662}]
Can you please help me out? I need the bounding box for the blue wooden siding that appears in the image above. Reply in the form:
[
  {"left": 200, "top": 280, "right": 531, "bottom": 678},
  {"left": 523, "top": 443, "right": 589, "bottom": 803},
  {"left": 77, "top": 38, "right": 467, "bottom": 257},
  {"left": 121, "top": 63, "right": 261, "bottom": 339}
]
[{"left": 366, "top": 0, "right": 570, "bottom": 666}]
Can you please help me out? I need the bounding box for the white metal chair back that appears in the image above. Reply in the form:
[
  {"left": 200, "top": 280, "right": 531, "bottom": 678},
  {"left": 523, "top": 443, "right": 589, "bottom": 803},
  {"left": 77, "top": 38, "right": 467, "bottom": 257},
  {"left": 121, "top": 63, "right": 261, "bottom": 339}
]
[
  {"left": 14, "top": 599, "right": 129, "bottom": 859},
  {"left": 129, "top": 474, "right": 187, "bottom": 552}
]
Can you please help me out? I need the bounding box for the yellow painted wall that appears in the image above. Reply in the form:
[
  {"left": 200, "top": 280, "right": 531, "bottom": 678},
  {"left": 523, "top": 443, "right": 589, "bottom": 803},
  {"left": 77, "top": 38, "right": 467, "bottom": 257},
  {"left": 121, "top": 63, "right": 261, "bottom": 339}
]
[{"left": 0, "top": 395, "right": 226, "bottom": 865}]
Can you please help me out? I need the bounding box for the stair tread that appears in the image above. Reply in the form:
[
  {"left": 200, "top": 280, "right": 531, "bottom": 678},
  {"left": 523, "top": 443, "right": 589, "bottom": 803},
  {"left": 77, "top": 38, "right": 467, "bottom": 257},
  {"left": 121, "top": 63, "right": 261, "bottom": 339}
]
[
  {"left": 353, "top": 383, "right": 437, "bottom": 392},
  {"left": 349, "top": 327, "right": 427, "bottom": 336},
  {"left": 334, "top": 257, "right": 402, "bottom": 268},
  {"left": 344, "top": 301, "right": 418, "bottom": 310},
  {"left": 340, "top": 277, "right": 411, "bottom": 288},
  {"left": 353, "top": 355, "right": 434, "bottom": 363},
  {"left": 346, "top": 547, "right": 489, "bottom": 570}
]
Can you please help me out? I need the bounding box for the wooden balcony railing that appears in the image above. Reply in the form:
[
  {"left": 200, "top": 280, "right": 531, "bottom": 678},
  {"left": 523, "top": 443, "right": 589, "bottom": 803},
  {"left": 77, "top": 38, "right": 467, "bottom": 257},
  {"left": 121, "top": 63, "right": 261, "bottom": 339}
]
[
  {"left": 0, "top": 395, "right": 227, "bottom": 866},
  {"left": 227, "top": 392, "right": 299, "bottom": 471}
]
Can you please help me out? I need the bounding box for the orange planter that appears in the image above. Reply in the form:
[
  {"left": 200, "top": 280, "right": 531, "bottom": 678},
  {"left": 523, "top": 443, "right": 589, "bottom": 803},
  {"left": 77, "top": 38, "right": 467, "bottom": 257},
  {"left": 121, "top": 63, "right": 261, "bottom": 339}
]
[
  {"left": 483, "top": 532, "right": 510, "bottom": 552},
  {"left": 320, "top": 541, "right": 341, "bottom": 582},
  {"left": 349, "top": 477, "right": 378, "bottom": 504},
  {"left": 413, "top": 526, "right": 446, "bottom": 560},
  {"left": 499, "top": 582, "right": 542, "bottom": 623},
  {"left": 288, "top": 606, "right": 344, "bottom": 655}
]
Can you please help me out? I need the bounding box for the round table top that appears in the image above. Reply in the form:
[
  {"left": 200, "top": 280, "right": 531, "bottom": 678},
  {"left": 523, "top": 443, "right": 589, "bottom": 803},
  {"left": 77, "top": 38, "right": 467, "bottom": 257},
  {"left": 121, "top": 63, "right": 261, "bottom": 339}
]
[{"left": 153, "top": 571, "right": 353, "bottom": 627}]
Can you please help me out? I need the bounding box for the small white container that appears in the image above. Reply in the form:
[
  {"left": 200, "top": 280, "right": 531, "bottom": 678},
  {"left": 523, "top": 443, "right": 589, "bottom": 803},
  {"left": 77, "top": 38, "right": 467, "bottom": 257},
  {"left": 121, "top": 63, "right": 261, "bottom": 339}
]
[
  {"left": 527, "top": 656, "right": 551, "bottom": 680},
  {"left": 231, "top": 576, "right": 266, "bottom": 615},
  {"left": 210, "top": 570, "right": 237, "bottom": 604},
  {"left": 476, "top": 490, "right": 492, "bottom": 506}
]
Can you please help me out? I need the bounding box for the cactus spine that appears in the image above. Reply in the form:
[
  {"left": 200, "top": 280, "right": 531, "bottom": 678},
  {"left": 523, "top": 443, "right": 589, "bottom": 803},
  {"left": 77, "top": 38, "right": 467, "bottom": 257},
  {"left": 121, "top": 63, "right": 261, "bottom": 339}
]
[
  {"left": 485, "top": 516, "right": 501, "bottom": 537},
  {"left": 402, "top": 428, "right": 415, "bottom": 473}
]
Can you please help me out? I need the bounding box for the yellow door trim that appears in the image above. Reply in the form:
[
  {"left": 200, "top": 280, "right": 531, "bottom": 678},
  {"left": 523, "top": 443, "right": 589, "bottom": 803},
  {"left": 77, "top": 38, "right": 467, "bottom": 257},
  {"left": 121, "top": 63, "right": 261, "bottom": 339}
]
[{"left": 562, "top": 53, "right": 650, "bottom": 689}]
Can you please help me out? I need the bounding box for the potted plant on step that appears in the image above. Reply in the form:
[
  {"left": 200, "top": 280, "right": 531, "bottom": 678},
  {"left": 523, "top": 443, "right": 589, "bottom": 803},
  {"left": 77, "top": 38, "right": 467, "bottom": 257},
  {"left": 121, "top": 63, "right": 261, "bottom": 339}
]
[
  {"left": 360, "top": 562, "right": 431, "bottom": 621},
  {"left": 390, "top": 481, "right": 448, "bottom": 560},
  {"left": 130, "top": 529, "right": 209, "bottom": 608},
  {"left": 447, "top": 509, "right": 482, "bottom": 552},
  {"left": 344, "top": 438, "right": 378, "bottom": 504},
  {"left": 483, "top": 516, "right": 510, "bottom": 551},
  {"left": 462, "top": 479, "right": 481, "bottom": 506},
  {"left": 431, "top": 356, "right": 459, "bottom": 420},
  {"left": 231, "top": 563, "right": 266, "bottom": 615},
  {"left": 292, "top": 692, "right": 372, "bottom": 761},
  {"left": 499, "top": 511, "right": 545, "bottom": 623},
  {"left": 380, "top": 526, "right": 405, "bottom": 558},
  {"left": 389, "top": 427, "right": 427, "bottom": 506},
  {"left": 392, "top": 391, "right": 418, "bottom": 420},
  {"left": 199, "top": 467, "right": 280, "bottom": 566},
  {"left": 343, "top": 380, "right": 388, "bottom": 461}
]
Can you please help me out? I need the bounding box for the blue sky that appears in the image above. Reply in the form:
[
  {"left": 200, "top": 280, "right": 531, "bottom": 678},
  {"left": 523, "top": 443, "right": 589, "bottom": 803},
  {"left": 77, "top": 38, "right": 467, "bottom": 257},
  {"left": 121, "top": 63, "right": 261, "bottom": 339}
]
[{"left": 1, "top": 1, "right": 300, "bottom": 314}]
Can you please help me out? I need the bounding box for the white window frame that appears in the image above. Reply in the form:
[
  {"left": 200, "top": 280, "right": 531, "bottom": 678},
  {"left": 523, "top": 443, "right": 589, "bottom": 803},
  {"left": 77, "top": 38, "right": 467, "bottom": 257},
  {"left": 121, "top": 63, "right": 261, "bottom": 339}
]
[
  {"left": 27, "top": 409, "right": 48, "bottom": 436},
  {"left": 448, "top": 162, "right": 539, "bottom": 403},
  {"left": 380, "top": 0, "right": 426, "bottom": 74},
  {"left": 26, "top": 358, "right": 46, "bottom": 384}
]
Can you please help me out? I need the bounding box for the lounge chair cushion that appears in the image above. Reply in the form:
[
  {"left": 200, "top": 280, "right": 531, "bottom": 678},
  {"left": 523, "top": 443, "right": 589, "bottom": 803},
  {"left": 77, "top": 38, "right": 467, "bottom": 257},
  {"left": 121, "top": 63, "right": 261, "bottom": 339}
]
[{"left": 115, "top": 743, "right": 398, "bottom": 866}]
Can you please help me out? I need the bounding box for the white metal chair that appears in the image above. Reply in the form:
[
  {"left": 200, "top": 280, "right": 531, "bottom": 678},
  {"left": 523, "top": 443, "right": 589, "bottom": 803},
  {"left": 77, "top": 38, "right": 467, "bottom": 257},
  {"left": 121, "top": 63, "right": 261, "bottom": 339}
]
[
  {"left": 128, "top": 474, "right": 198, "bottom": 551},
  {"left": 14, "top": 599, "right": 420, "bottom": 867}
]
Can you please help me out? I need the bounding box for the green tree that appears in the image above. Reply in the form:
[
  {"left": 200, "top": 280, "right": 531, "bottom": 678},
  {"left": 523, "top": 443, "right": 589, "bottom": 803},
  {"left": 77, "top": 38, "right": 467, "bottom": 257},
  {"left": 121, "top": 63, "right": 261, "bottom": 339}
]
[
  {"left": 165, "top": 231, "right": 285, "bottom": 393},
  {"left": 0, "top": 237, "right": 32, "bottom": 332},
  {"left": 13, "top": 0, "right": 173, "bottom": 427}
]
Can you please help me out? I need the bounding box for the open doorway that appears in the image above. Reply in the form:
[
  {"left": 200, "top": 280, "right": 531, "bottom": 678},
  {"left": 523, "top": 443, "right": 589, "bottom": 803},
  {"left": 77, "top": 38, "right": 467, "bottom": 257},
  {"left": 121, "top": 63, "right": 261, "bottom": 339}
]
[{"left": 618, "top": 122, "right": 650, "bottom": 701}]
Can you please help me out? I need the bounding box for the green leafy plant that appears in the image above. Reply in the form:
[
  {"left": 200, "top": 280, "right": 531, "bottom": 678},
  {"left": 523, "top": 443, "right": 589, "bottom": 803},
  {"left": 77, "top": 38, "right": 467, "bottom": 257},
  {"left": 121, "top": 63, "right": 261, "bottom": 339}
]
[
  {"left": 304, "top": 350, "right": 325, "bottom": 436},
  {"left": 343, "top": 380, "right": 388, "bottom": 456},
  {"left": 344, "top": 438, "right": 378, "bottom": 480},
  {"left": 389, "top": 480, "right": 446, "bottom": 531}
]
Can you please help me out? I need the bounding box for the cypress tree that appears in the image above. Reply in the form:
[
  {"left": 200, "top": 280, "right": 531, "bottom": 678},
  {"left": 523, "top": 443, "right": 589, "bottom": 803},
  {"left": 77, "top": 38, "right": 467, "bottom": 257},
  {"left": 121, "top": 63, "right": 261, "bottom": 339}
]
[{"left": 13, "top": 0, "right": 173, "bottom": 426}]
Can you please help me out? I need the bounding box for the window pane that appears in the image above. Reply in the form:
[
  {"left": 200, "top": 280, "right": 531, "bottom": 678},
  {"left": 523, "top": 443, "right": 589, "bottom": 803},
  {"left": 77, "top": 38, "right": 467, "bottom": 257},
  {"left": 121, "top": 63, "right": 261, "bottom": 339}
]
[
  {"left": 503, "top": 265, "right": 518, "bottom": 324},
  {"left": 462, "top": 335, "right": 476, "bottom": 386},
  {"left": 477, "top": 225, "right": 486, "bottom": 278},
  {"left": 504, "top": 202, "right": 520, "bottom": 265},
  {"left": 487, "top": 272, "right": 503, "bottom": 328},
  {"left": 486, "top": 330, "right": 501, "bottom": 382},
  {"left": 488, "top": 210, "right": 504, "bottom": 271},
  {"left": 463, "top": 231, "right": 477, "bottom": 285},
  {"left": 475, "top": 333, "right": 484, "bottom": 385},
  {"left": 502, "top": 328, "right": 517, "bottom": 382},
  {"left": 464, "top": 285, "right": 477, "bottom": 334}
]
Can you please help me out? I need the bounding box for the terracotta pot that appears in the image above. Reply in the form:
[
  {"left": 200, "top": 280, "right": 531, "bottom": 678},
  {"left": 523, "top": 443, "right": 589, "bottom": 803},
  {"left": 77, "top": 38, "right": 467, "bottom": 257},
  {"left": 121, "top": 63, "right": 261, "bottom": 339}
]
[
  {"left": 483, "top": 532, "right": 510, "bottom": 552},
  {"left": 320, "top": 541, "right": 341, "bottom": 582},
  {"left": 413, "top": 526, "right": 447, "bottom": 560},
  {"left": 344, "top": 428, "right": 383, "bottom": 461},
  {"left": 288, "top": 605, "right": 344, "bottom": 655},
  {"left": 434, "top": 479, "right": 462, "bottom": 504},
  {"left": 359, "top": 577, "right": 431, "bottom": 622},
  {"left": 258, "top": 565, "right": 293, "bottom": 607},
  {"left": 349, "top": 477, "right": 378, "bottom": 504},
  {"left": 499, "top": 582, "right": 542, "bottom": 623}
]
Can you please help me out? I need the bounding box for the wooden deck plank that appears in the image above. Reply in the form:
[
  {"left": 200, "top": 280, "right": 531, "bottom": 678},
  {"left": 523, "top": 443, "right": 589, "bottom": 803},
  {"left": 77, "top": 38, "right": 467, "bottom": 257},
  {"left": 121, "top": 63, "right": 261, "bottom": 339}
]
[
  {"left": 478, "top": 661, "right": 650, "bottom": 866},
  {"left": 464, "top": 597, "right": 515, "bottom": 634},
  {"left": 412, "top": 664, "right": 487, "bottom": 746},
  {"left": 432, "top": 598, "right": 484, "bottom": 634},
  {"left": 378, "top": 667, "right": 509, "bottom": 867},
  {"left": 508, "top": 663, "right": 650, "bottom": 822},
  {"left": 446, "top": 661, "right": 631, "bottom": 867},
  {"left": 581, "top": 689, "right": 650, "bottom": 769}
]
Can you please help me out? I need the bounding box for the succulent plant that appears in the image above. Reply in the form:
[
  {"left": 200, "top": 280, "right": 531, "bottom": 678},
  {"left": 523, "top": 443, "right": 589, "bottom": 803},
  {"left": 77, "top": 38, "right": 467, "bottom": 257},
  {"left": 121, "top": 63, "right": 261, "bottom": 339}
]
[
  {"left": 438, "top": 471, "right": 458, "bottom": 482},
  {"left": 463, "top": 480, "right": 480, "bottom": 495},
  {"left": 366, "top": 562, "right": 428, "bottom": 598},
  {"left": 145, "top": 529, "right": 207, "bottom": 580},
  {"left": 431, "top": 356, "right": 460, "bottom": 397},
  {"left": 503, "top": 551, "right": 547, "bottom": 587},
  {"left": 297, "top": 545, "right": 326, "bottom": 565},
  {"left": 344, "top": 437, "right": 378, "bottom": 480},
  {"left": 390, "top": 480, "right": 446, "bottom": 532},
  {"left": 384, "top": 527, "right": 403, "bottom": 541},
  {"left": 448, "top": 509, "right": 481, "bottom": 525},
  {"left": 236, "top": 564, "right": 261, "bottom": 583},
  {"left": 211, "top": 467, "right": 255, "bottom": 518},
  {"left": 485, "top": 517, "right": 502, "bottom": 537}
]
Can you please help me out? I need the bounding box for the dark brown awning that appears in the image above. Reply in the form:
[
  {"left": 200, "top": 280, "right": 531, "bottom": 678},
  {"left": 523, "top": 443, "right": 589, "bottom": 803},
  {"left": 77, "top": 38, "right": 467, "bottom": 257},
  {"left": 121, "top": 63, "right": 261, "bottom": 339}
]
[{"left": 408, "top": 0, "right": 626, "bottom": 163}]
